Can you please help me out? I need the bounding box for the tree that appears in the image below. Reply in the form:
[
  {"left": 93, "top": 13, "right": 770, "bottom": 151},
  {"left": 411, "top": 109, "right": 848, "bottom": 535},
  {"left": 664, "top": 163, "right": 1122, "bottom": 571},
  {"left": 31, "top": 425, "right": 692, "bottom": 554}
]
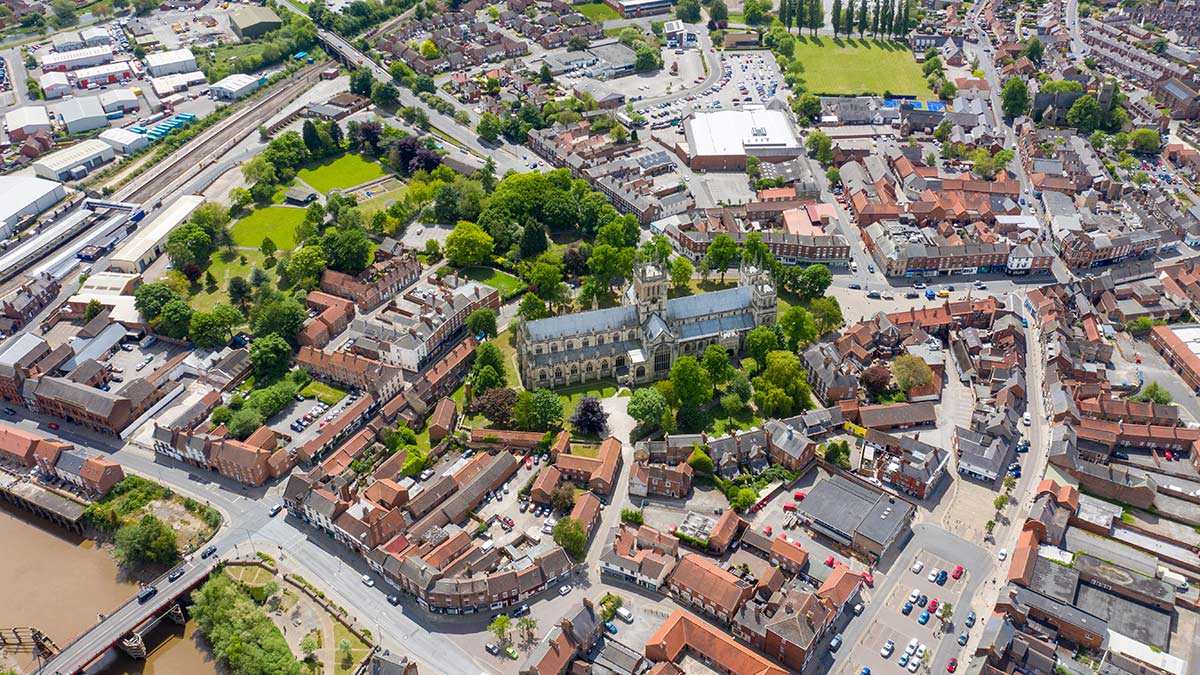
[
  {"left": 676, "top": 0, "right": 701, "bottom": 21},
  {"left": 250, "top": 334, "right": 292, "bottom": 383},
  {"left": 477, "top": 387, "right": 519, "bottom": 427},
  {"left": 797, "top": 264, "right": 833, "bottom": 299},
  {"left": 938, "top": 601, "right": 953, "bottom": 624},
  {"left": 466, "top": 308, "right": 498, "bottom": 338},
  {"left": 705, "top": 234, "right": 739, "bottom": 281},
  {"left": 993, "top": 494, "right": 1009, "bottom": 512},
  {"left": 518, "top": 293, "right": 547, "bottom": 321},
  {"left": 1130, "top": 128, "right": 1161, "bottom": 153},
  {"left": 1000, "top": 78, "right": 1029, "bottom": 118},
  {"left": 710, "top": 0, "right": 729, "bottom": 21},
  {"left": 253, "top": 299, "right": 307, "bottom": 344},
  {"left": 670, "top": 356, "right": 713, "bottom": 409},
  {"left": 729, "top": 372, "right": 753, "bottom": 403},
  {"left": 113, "top": 514, "right": 179, "bottom": 568},
  {"left": 856, "top": 0, "right": 867, "bottom": 36},
  {"left": 517, "top": 616, "right": 538, "bottom": 644},
  {"left": 635, "top": 45, "right": 661, "bottom": 72},
  {"left": 670, "top": 256, "right": 694, "bottom": 289},
  {"left": 720, "top": 393, "right": 744, "bottom": 417},
  {"left": 189, "top": 311, "right": 228, "bottom": 348},
  {"left": 843, "top": 0, "right": 854, "bottom": 36},
  {"left": 731, "top": 487, "right": 758, "bottom": 511},
  {"left": 228, "top": 276, "right": 252, "bottom": 309},
  {"left": 370, "top": 81, "right": 399, "bottom": 107},
  {"left": 892, "top": 354, "right": 933, "bottom": 391},
  {"left": 984, "top": 520, "right": 995, "bottom": 536},
  {"left": 824, "top": 439, "right": 851, "bottom": 468},
  {"left": 752, "top": 350, "right": 813, "bottom": 417},
  {"left": 831, "top": 0, "right": 842, "bottom": 35},
  {"left": 588, "top": 243, "right": 635, "bottom": 289},
  {"left": 1066, "top": 95, "right": 1102, "bottom": 134},
  {"left": 488, "top": 614, "right": 512, "bottom": 645},
  {"left": 862, "top": 364, "right": 893, "bottom": 396},
  {"left": 530, "top": 388, "right": 564, "bottom": 430},
  {"left": 1131, "top": 381, "right": 1172, "bottom": 405},
  {"left": 549, "top": 484, "right": 577, "bottom": 512},
  {"left": 477, "top": 112, "right": 503, "bottom": 142},
  {"left": 300, "top": 635, "right": 317, "bottom": 660},
  {"left": 746, "top": 326, "right": 778, "bottom": 369},
  {"left": 809, "top": 297, "right": 844, "bottom": 334},
  {"left": 744, "top": 0, "right": 764, "bottom": 24},
  {"left": 809, "top": 0, "right": 821, "bottom": 34},
  {"left": 1003, "top": 475, "right": 1017, "bottom": 493},
  {"left": 569, "top": 396, "right": 610, "bottom": 436},
  {"left": 446, "top": 221, "right": 495, "bottom": 266},
  {"left": 321, "top": 227, "right": 373, "bottom": 274},
  {"left": 567, "top": 34, "right": 589, "bottom": 51},
  {"left": 779, "top": 306, "right": 817, "bottom": 350},
  {"left": 1126, "top": 316, "right": 1155, "bottom": 336},
  {"left": 702, "top": 345, "right": 734, "bottom": 395},
  {"left": 520, "top": 221, "right": 549, "bottom": 259},
  {"left": 228, "top": 407, "right": 265, "bottom": 440},
  {"left": 1021, "top": 37, "right": 1044, "bottom": 64},
  {"left": 83, "top": 299, "right": 105, "bottom": 322},
  {"left": 135, "top": 283, "right": 180, "bottom": 320},
  {"left": 621, "top": 509, "right": 645, "bottom": 526},
  {"left": 687, "top": 446, "right": 714, "bottom": 473},
  {"left": 287, "top": 245, "right": 328, "bottom": 287},
  {"left": 628, "top": 388, "right": 668, "bottom": 427},
  {"left": 806, "top": 130, "right": 833, "bottom": 164},
  {"left": 745, "top": 155, "right": 761, "bottom": 179},
  {"left": 155, "top": 299, "right": 193, "bottom": 340},
  {"left": 552, "top": 517, "right": 588, "bottom": 560}
]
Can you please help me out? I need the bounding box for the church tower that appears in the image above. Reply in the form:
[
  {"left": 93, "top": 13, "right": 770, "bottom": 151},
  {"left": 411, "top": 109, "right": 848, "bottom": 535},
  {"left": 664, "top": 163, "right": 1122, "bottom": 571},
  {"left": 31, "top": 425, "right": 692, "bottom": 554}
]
[
  {"left": 633, "top": 259, "right": 668, "bottom": 322},
  {"left": 740, "top": 262, "right": 777, "bottom": 327}
]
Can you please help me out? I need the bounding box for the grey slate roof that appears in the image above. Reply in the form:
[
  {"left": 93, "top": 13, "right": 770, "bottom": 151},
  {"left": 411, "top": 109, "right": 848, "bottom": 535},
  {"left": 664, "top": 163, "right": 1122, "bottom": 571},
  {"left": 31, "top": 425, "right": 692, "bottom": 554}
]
[
  {"left": 664, "top": 286, "right": 752, "bottom": 322},
  {"left": 524, "top": 305, "right": 638, "bottom": 341}
]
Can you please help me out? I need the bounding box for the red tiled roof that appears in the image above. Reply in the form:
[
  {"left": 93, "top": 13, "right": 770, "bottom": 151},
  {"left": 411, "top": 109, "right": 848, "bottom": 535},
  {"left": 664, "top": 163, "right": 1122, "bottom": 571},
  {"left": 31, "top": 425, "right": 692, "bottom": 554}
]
[{"left": 645, "top": 609, "right": 788, "bottom": 675}]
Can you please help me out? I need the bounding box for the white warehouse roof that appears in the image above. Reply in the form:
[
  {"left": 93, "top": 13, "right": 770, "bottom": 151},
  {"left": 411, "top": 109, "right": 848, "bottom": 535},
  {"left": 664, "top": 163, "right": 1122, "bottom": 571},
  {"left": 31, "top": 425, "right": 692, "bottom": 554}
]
[
  {"left": 213, "top": 73, "right": 258, "bottom": 90},
  {"left": 56, "top": 96, "right": 106, "bottom": 123},
  {"left": 0, "top": 176, "right": 66, "bottom": 230},
  {"left": 40, "top": 71, "right": 70, "bottom": 88},
  {"left": 145, "top": 48, "right": 196, "bottom": 69},
  {"left": 98, "top": 127, "right": 147, "bottom": 152},
  {"left": 34, "top": 139, "right": 113, "bottom": 173},
  {"left": 6, "top": 106, "right": 51, "bottom": 130},
  {"left": 110, "top": 194, "right": 206, "bottom": 272},
  {"left": 41, "top": 46, "right": 113, "bottom": 68},
  {"left": 684, "top": 107, "right": 801, "bottom": 157}
]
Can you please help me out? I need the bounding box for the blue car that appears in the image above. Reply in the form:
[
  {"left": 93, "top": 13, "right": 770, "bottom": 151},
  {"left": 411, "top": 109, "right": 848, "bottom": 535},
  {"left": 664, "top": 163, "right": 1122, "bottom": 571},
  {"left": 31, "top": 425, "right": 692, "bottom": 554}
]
[
  {"left": 861, "top": 669, "right": 871, "bottom": 675},
  {"left": 899, "top": 653, "right": 910, "bottom": 667},
  {"left": 604, "top": 621, "right": 617, "bottom": 634},
  {"left": 919, "top": 610, "right": 931, "bottom": 625},
  {"left": 936, "top": 570, "right": 948, "bottom": 585},
  {"left": 902, "top": 602, "right": 913, "bottom": 615}
]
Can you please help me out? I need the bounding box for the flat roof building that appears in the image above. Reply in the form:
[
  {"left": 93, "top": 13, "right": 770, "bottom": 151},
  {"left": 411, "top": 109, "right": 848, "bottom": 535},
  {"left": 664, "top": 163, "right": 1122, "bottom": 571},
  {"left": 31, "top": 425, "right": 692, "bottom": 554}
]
[
  {"left": 56, "top": 97, "right": 107, "bottom": 134},
  {"left": 0, "top": 176, "right": 67, "bottom": 239},
  {"left": 799, "top": 473, "right": 914, "bottom": 561},
  {"left": 41, "top": 46, "right": 114, "bottom": 72},
  {"left": 39, "top": 72, "right": 72, "bottom": 99},
  {"left": 98, "top": 88, "right": 139, "bottom": 113},
  {"left": 109, "top": 195, "right": 205, "bottom": 273},
  {"left": 682, "top": 106, "right": 803, "bottom": 170},
  {"left": 73, "top": 61, "right": 135, "bottom": 87},
  {"left": 5, "top": 106, "right": 52, "bottom": 141},
  {"left": 211, "top": 73, "right": 260, "bottom": 100},
  {"left": 33, "top": 139, "right": 114, "bottom": 181},
  {"left": 80, "top": 26, "right": 111, "bottom": 47},
  {"left": 98, "top": 127, "right": 149, "bottom": 154},
  {"left": 230, "top": 6, "right": 282, "bottom": 38},
  {"left": 145, "top": 48, "right": 198, "bottom": 77}
]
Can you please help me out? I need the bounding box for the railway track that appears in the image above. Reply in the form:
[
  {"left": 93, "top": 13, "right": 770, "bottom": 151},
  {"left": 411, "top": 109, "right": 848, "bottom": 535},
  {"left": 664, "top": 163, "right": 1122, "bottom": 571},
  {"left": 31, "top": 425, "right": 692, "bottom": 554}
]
[{"left": 114, "top": 61, "right": 326, "bottom": 205}]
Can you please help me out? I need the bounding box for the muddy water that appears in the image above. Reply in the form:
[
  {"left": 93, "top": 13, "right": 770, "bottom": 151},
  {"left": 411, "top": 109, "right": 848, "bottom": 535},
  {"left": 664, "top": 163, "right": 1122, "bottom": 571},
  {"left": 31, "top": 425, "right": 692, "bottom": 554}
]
[{"left": 0, "top": 505, "right": 219, "bottom": 675}]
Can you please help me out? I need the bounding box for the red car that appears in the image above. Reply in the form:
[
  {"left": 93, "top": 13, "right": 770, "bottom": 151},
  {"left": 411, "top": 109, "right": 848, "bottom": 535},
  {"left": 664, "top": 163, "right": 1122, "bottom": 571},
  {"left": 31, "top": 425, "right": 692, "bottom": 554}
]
[
  {"left": 928, "top": 598, "right": 939, "bottom": 612},
  {"left": 824, "top": 555, "right": 835, "bottom": 567},
  {"left": 952, "top": 565, "right": 964, "bottom": 579},
  {"left": 793, "top": 491, "right": 806, "bottom": 501},
  {"left": 525, "top": 457, "right": 533, "bottom": 469},
  {"left": 947, "top": 658, "right": 958, "bottom": 673},
  {"left": 1165, "top": 451, "right": 1175, "bottom": 461},
  {"left": 861, "top": 572, "right": 874, "bottom": 586},
  {"left": 763, "top": 525, "right": 772, "bottom": 536},
  {"left": 48, "top": 422, "right": 59, "bottom": 430}
]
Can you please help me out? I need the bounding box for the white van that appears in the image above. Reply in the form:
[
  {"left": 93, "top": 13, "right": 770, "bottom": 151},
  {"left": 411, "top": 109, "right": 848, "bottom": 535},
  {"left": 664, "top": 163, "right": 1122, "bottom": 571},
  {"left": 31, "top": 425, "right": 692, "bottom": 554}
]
[
  {"left": 850, "top": 260, "right": 859, "bottom": 273},
  {"left": 615, "top": 607, "right": 633, "bottom": 623}
]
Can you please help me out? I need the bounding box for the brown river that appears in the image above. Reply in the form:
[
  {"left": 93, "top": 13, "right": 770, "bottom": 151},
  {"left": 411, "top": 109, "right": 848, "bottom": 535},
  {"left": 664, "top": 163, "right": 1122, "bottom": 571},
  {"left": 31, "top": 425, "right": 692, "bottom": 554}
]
[{"left": 0, "top": 504, "right": 220, "bottom": 675}]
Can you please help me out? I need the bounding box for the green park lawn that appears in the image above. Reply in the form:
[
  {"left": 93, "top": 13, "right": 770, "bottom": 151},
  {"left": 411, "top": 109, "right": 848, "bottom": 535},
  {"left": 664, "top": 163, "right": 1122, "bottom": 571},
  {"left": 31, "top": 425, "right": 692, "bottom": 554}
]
[
  {"left": 459, "top": 266, "right": 527, "bottom": 297},
  {"left": 191, "top": 249, "right": 278, "bottom": 312},
  {"left": 298, "top": 153, "right": 388, "bottom": 194},
  {"left": 577, "top": 1, "right": 620, "bottom": 22},
  {"left": 301, "top": 381, "right": 347, "bottom": 406},
  {"left": 332, "top": 622, "right": 370, "bottom": 675},
  {"left": 358, "top": 178, "right": 408, "bottom": 218},
  {"left": 229, "top": 206, "right": 305, "bottom": 250},
  {"left": 791, "top": 37, "right": 934, "bottom": 98}
]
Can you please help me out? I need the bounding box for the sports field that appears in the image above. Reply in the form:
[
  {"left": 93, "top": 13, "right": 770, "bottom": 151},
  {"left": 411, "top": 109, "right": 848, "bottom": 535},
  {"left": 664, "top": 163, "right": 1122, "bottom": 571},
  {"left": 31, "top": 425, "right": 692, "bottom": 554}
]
[
  {"left": 792, "top": 37, "right": 934, "bottom": 98},
  {"left": 229, "top": 206, "right": 305, "bottom": 250},
  {"left": 297, "top": 153, "right": 388, "bottom": 193},
  {"left": 577, "top": 2, "right": 620, "bottom": 21}
]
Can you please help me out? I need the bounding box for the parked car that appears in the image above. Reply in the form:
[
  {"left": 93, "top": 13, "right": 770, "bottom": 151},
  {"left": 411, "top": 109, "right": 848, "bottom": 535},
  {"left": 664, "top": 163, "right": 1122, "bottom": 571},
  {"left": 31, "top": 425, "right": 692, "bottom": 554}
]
[
  {"left": 958, "top": 632, "right": 969, "bottom": 645},
  {"left": 919, "top": 611, "right": 930, "bottom": 625},
  {"left": 936, "top": 570, "right": 948, "bottom": 585},
  {"left": 361, "top": 575, "right": 374, "bottom": 587},
  {"left": 830, "top": 634, "right": 843, "bottom": 652},
  {"left": 486, "top": 643, "right": 500, "bottom": 656},
  {"left": 880, "top": 640, "right": 895, "bottom": 657},
  {"left": 387, "top": 595, "right": 401, "bottom": 606},
  {"left": 917, "top": 594, "right": 928, "bottom": 607},
  {"left": 902, "top": 602, "right": 913, "bottom": 615},
  {"left": 965, "top": 611, "right": 976, "bottom": 627},
  {"left": 604, "top": 621, "right": 618, "bottom": 634},
  {"left": 559, "top": 584, "right": 572, "bottom": 596},
  {"left": 928, "top": 599, "right": 939, "bottom": 613},
  {"left": 952, "top": 565, "right": 963, "bottom": 579},
  {"left": 927, "top": 568, "right": 939, "bottom": 583},
  {"left": 911, "top": 559, "right": 924, "bottom": 574},
  {"left": 269, "top": 504, "right": 283, "bottom": 517}
]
